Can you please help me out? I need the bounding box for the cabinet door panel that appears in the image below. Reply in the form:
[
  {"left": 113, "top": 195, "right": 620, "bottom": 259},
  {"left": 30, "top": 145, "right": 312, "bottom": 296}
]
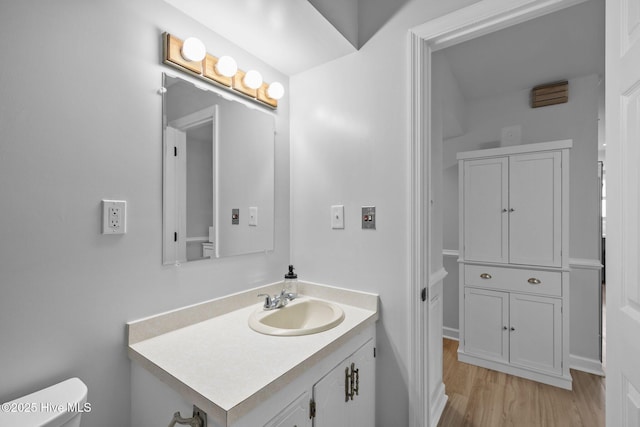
[
  {"left": 509, "top": 152, "right": 562, "bottom": 267},
  {"left": 346, "top": 340, "right": 375, "bottom": 427},
  {"left": 464, "top": 288, "right": 509, "bottom": 362},
  {"left": 264, "top": 391, "right": 311, "bottom": 427},
  {"left": 312, "top": 340, "right": 375, "bottom": 427},
  {"left": 509, "top": 293, "right": 562, "bottom": 374},
  {"left": 463, "top": 158, "right": 509, "bottom": 263}
]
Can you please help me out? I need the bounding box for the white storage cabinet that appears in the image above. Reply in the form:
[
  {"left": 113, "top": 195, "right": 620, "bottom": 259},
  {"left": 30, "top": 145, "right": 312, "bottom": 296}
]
[{"left": 457, "top": 140, "right": 572, "bottom": 389}]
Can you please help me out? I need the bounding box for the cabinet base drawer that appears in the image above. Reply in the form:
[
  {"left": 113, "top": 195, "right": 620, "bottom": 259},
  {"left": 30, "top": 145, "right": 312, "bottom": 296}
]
[{"left": 464, "top": 264, "right": 562, "bottom": 296}]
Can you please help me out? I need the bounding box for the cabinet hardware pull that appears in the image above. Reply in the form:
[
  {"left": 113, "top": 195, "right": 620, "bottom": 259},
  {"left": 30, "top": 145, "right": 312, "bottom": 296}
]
[
  {"left": 502, "top": 208, "right": 508, "bottom": 213},
  {"left": 352, "top": 362, "right": 359, "bottom": 397},
  {"left": 345, "top": 367, "right": 350, "bottom": 402},
  {"left": 510, "top": 327, "right": 515, "bottom": 331},
  {"left": 509, "top": 208, "right": 515, "bottom": 212},
  {"left": 480, "top": 273, "right": 492, "bottom": 279},
  {"left": 527, "top": 278, "right": 541, "bottom": 284},
  {"left": 503, "top": 326, "right": 508, "bottom": 330}
]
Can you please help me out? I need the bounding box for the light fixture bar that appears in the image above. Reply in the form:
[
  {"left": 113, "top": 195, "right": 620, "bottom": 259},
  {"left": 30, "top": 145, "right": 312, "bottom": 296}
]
[{"left": 162, "top": 32, "right": 283, "bottom": 109}]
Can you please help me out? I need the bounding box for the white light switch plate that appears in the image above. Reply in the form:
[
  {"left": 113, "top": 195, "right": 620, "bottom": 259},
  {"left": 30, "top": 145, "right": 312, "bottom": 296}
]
[
  {"left": 249, "top": 207, "right": 258, "bottom": 226},
  {"left": 331, "top": 205, "right": 344, "bottom": 229},
  {"left": 102, "top": 200, "right": 126, "bottom": 234}
]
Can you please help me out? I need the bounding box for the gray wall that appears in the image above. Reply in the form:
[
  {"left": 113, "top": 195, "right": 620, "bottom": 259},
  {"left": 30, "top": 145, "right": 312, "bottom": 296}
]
[
  {"left": 0, "top": 2, "right": 290, "bottom": 426},
  {"left": 289, "top": 1, "right": 480, "bottom": 425}
]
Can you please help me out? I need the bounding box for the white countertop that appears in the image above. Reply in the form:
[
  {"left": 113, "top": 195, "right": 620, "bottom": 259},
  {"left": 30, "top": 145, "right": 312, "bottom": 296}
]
[{"left": 127, "top": 282, "right": 378, "bottom": 426}]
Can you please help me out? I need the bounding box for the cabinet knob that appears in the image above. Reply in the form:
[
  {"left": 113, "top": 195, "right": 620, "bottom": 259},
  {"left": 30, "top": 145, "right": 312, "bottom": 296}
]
[
  {"left": 480, "top": 273, "right": 492, "bottom": 279},
  {"left": 503, "top": 326, "right": 508, "bottom": 330},
  {"left": 502, "top": 208, "right": 508, "bottom": 213},
  {"left": 510, "top": 327, "right": 515, "bottom": 331},
  {"left": 509, "top": 208, "right": 515, "bottom": 212},
  {"left": 527, "top": 278, "right": 542, "bottom": 285}
]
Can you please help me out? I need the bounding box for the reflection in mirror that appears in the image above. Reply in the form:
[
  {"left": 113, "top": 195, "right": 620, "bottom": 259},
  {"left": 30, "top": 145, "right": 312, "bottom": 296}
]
[{"left": 162, "top": 73, "right": 275, "bottom": 264}]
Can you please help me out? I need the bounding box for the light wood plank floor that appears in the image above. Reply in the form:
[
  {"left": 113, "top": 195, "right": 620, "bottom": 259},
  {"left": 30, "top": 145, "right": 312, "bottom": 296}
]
[{"left": 438, "top": 339, "right": 605, "bottom": 427}]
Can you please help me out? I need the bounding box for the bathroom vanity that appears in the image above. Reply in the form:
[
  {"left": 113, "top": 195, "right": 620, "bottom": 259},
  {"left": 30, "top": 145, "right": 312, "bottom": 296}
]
[{"left": 127, "top": 282, "right": 378, "bottom": 427}]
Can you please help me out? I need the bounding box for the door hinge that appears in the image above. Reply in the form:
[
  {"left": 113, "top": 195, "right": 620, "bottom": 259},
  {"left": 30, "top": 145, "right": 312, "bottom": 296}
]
[
  {"left": 174, "top": 232, "right": 178, "bottom": 242},
  {"left": 373, "top": 347, "right": 376, "bottom": 358},
  {"left": 174, "top": 146, "right": 178, "bottom": 156},
  {"left": 309, "top": 399, "right": 316, "bottom": 419}
]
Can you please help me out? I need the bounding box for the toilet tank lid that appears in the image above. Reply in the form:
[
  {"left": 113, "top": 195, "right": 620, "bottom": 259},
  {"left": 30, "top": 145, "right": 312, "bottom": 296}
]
[{"left": 0, "top": 377, "right": 88, "bottom": 426}]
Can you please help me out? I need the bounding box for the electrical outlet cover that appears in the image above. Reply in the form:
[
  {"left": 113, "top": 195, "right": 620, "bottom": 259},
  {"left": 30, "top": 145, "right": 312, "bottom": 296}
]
[
  {"left": 102, "top": 200, "right": 126, "bottom": 234},
  {"left": 361, "top": 206, "right": 376, "bottom": 229}
]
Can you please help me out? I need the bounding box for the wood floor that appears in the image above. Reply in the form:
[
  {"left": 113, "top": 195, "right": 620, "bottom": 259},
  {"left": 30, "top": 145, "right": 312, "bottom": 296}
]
[{"left": 437, "top": 339, "right": 605, "bottom": 427}]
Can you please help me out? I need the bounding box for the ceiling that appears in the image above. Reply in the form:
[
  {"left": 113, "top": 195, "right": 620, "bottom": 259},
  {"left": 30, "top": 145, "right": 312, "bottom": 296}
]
[
  {"left": 163, "top": 0, "right": 357, "bottom": 75},
  {"left": 441, "top": 0, "right": 604, "bottom": 101}
]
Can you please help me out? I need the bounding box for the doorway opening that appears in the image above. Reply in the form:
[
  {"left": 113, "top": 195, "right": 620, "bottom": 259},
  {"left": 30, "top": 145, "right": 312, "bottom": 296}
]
[{"left": 408, "top": 1, "right": 604, "bottom": 425}]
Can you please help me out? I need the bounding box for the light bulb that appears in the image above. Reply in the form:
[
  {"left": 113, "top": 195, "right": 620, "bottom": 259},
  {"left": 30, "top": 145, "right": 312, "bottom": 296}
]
[
  {"left": 216, "top": 56, "right": 238, "bottom": 77},
  {"left": 243, "top": 70, "right": 263, "bottom": 89},
  {"left": 181, "top": 37, "right": 206, "bottom": 62},
  {"left": 267, "top": 82, "right": 285, "bottom": 100}
]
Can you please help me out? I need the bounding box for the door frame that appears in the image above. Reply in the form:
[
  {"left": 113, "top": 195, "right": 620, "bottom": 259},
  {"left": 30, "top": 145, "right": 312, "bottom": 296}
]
[{"left": 407, "top": 0, "right": 589, "bottom": 425}]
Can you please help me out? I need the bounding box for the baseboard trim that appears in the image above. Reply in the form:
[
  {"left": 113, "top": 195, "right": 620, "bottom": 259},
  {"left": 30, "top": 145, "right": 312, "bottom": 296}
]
[
  {"left": 443, "top": 327, "right": 459, "bottom": 341},
  {"left": 429, "top": 383, "right": 448, "bottom": 427},
  {"left": 570, "top": 354, "right": 605, "bottom": 376}
]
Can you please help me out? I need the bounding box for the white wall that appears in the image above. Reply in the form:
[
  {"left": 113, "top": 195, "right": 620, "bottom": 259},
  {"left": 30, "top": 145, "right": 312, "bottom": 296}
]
[
  {"left": 440, "top": 73, "right": 602, "bottom": 364},
  {"left": 290, "top": 1, "right": 479, "bottom": 425},
  {"left": 0, "top": 2, "right": 290, "bottom": 426}
]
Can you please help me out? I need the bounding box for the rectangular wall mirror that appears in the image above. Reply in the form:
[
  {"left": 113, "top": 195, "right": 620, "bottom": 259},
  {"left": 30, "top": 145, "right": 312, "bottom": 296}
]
[{"left": 162, "top": 73, "right": 275, "bottom": 264}]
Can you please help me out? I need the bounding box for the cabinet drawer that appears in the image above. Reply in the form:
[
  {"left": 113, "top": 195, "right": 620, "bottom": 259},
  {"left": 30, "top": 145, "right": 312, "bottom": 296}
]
[{"left": 464, "top": 265, "right": 561, "bottom": 297}]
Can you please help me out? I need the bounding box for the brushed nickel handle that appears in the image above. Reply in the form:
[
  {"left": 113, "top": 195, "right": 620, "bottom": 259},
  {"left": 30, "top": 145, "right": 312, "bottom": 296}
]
[
  {"left": 352, "top": 362, "right": 359, "bottom": 397},
  {"left": 345, "top": 367, "right": 350, "bottom": 402},
  {"left": 480, "top": 273, "right": 492, "bottom": 279},
  {"left": 527, "top": 278, "right": 541, "bottom": 285}
]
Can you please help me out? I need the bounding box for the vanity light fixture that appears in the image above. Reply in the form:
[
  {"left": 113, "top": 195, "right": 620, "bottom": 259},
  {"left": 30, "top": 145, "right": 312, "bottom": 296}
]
[
  {"left": 243, "top": 70, "right": 263, "bottom": 89},
  {"left": 216, "top": 56, "right": 238, "bottom": 77},
  {"left": 181, "top": 37, "right": 206, "bottom": 62},
  {"left": 267, "top": 82, "right": 285, "bottom": 100},
  {"left": 162, "top": 32, "right": 284, "bottom": 109}
]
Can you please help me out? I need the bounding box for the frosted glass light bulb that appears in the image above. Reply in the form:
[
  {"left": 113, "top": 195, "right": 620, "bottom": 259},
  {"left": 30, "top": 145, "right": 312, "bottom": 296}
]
[
  {"left": 243, "top": 70, "right": 263, "bottom": 89},
  {"left": 216, "top": 55, "right": 238, "bottom": 77},
  {"left": 267, "top": 82, "right": 285, "bottom": 100},
  {"left": 181, "top": 37, "right": 206, "bottom": 62}
]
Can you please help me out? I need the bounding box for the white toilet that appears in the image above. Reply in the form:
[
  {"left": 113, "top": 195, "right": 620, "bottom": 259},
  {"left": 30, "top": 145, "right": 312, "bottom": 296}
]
[{"left": 0, "top": 377, "right": 88, "bottom": 427}]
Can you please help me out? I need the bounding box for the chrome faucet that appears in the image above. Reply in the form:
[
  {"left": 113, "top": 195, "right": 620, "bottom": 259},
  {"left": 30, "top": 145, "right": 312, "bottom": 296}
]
[{"left": 257, "top": 288, "right": 296, "bottom": 311}]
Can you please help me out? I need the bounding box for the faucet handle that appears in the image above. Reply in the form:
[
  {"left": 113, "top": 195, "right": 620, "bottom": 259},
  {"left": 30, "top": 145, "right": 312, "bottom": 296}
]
[{"left": 257, "top": 293, "right": 272, "bottom": 308}]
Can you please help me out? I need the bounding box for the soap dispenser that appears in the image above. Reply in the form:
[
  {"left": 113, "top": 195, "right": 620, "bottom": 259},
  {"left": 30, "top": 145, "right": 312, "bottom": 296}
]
[{"left": 284, "top": 265, "right": 298, "bottom": 298}]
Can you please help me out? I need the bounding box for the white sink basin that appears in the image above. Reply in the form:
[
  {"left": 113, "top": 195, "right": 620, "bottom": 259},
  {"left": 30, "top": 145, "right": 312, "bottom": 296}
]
[{"left": 248, "top": 297, "right": 345, "bottom": 336}]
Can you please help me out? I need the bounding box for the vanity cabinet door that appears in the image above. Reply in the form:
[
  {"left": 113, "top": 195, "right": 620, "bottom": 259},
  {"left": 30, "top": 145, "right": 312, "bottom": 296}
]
[
  {"left": 312, "top": 339, "right": 375, "bottom": 427},
  {"left": 264, "top": 391, "right": 311, "bottom": 427}
]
